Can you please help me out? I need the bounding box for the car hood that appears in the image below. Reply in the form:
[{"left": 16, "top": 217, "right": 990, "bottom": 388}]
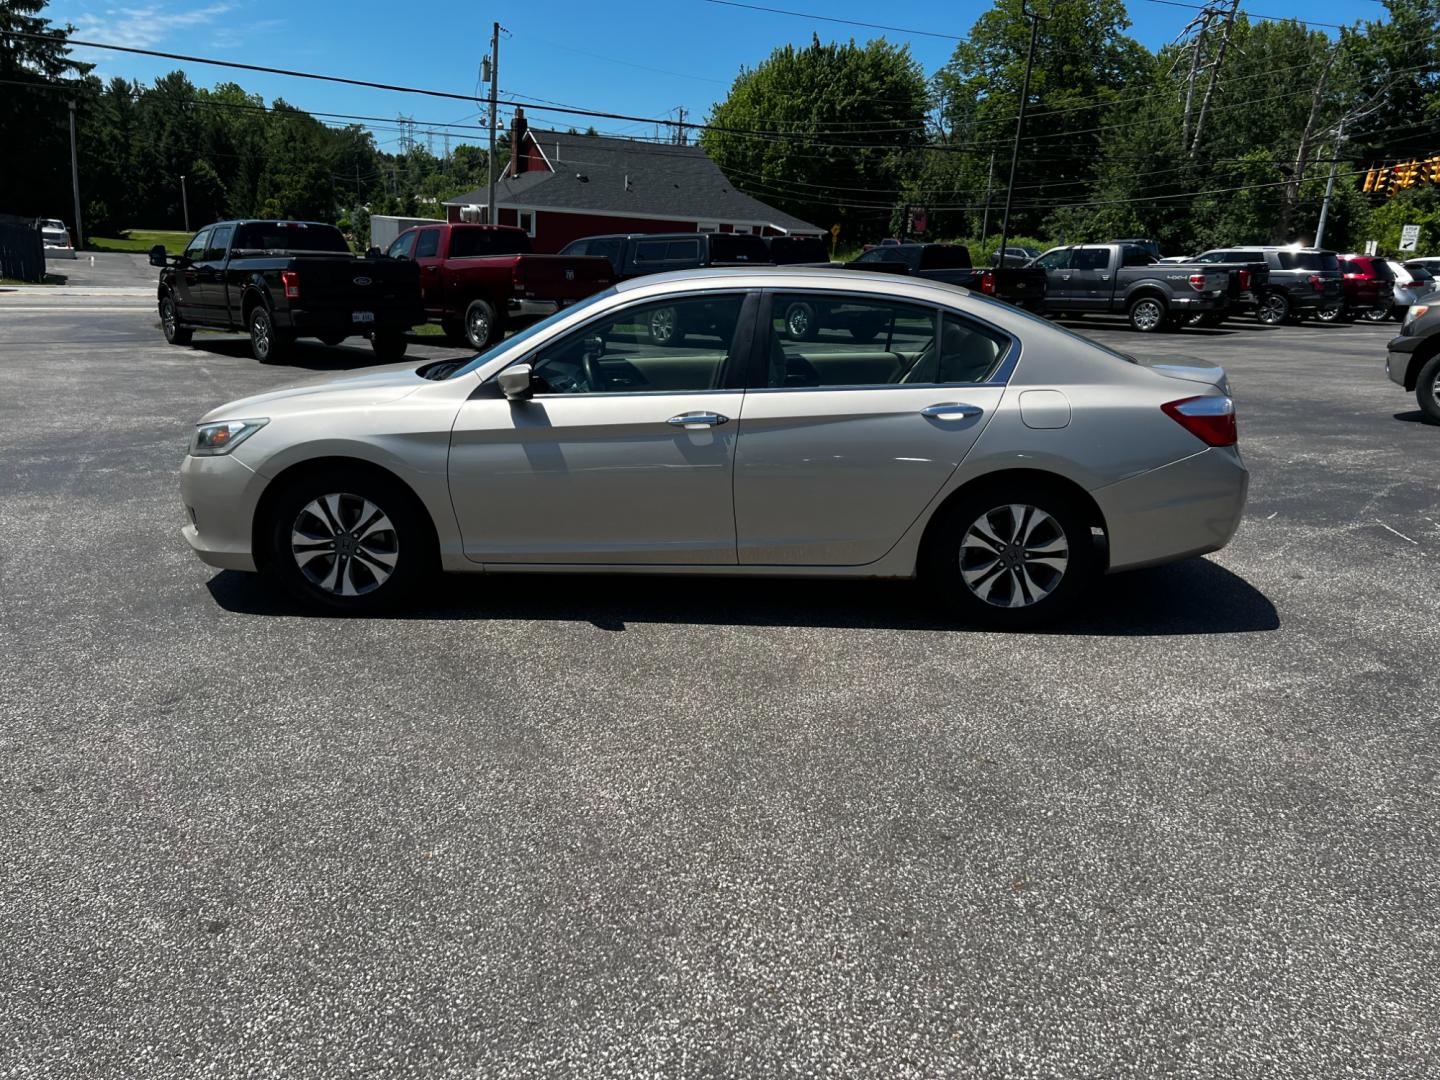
[{"left": 199, "top": 362, "right": 429, "bottom": 422}]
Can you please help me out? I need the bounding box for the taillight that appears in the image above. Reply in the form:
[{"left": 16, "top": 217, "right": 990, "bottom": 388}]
[
  {"left": 978, "top": 269, "right": 996, "bottom": 295},
  {"left": 1162, "top": 395, "right": 1236, "bottom": 447},
  {"left": 280, "top": 270, "right": 300, "bottom": 300},
  {"left": 1308, "top": 274, "right": 1323, "bottom": 291},
  {"left": 1188, "top": 273, "right": 1207, "bottom": 291},
  {"left": 1237, "top": 269, "right": 1250, "bottom": 291},
  {"left": 512, "top": 264, "right": 524, "bottom": 293}
]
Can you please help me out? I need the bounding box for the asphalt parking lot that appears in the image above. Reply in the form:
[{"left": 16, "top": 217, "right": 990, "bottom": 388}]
[{"left": 2, "top": 254, "right": 1437, "bottom": 1078}]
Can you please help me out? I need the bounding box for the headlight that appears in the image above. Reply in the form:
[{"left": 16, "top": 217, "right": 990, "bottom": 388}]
[
  {"left": 1404, "top": 304, "right": 1428, "bottom": 326},
  {"left": 191, "top": 418, "right": 268, "bottom": 456}
]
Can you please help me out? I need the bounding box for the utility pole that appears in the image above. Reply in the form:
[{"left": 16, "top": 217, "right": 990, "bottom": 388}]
[
  {"left": 486, "top": 22, "right": 500, "bottom": 225},
  {"left": 980, "top": 150, "right": 995, "bottom": 248},
  {"left": 1314, "top": 115, "right": 1346, "bottom": 249},
  {"left": 67, "top": 99, "right": 84, "bottom": 248},
  {"left": 676, "top": 107, "right": 687, "bottom": 146},
  {"left": 998, "top": 0, "right": 1051, "bottom": 267},
  {"left": 180, "top": 174, "right": 190, "bottom": 232}
]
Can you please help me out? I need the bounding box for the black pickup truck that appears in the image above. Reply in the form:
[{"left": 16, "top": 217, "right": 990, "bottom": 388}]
[
  {"left": 1029, "top": 243, "right": 1229, "bottom": 332},
  {"left": 845, "top": 243, "right": 1048, "bottom": 308},
  {"left": 150, "top": 220, "right": 424, "bottom": 362},
  {"left": 558, "top": 231, "right": 773, "bottom": 279}
]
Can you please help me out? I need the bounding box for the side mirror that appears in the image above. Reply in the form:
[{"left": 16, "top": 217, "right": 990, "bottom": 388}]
[
  {"left": 498, "top": 363, "right": 535, "bottom": 401},
  {"left": 149, "top": 244, "right": 168, "bottom": 267}
]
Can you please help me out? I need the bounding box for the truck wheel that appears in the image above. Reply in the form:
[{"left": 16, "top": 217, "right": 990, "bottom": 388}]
[
  {"left": 248, "top": 305, "right": 291, "bottom": 364},
  {"left": 464, "top": 300, "right": 498, "bottom": 350},
  {"left": 370, "top": 331, "right": 408, "bottom": 362},
  {"left": 848, "top": 316, "right": 885, "bottom": 343},
  {"left": 1127, "top": 296, "right": 1167, "bottom": 332},
  {"left": 1256, "top": 292, "right": 1289, "bottom": 325},
  {"left": 1417, "top": 353, "right": 1440, "bottom": 424},
  {"left": 159, "top": 295, "right": 192, "bottom": 345},
  {"left": 783, "top": 301, "right": 818, "bottom": 341}
]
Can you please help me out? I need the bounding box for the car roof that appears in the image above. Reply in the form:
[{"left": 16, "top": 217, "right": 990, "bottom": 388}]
[{"left": 611, "top": 264, "right": 973, "bottom": 300}]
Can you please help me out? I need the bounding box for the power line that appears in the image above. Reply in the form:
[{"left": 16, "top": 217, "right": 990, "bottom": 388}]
[
  {"left": 1139, "top": 0, "right": 1350, "bottom": 31},
  {"left": 700, "top": 0, "right": 964, "bottom": 41}
]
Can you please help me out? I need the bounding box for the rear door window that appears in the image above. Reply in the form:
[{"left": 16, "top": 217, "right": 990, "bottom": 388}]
[
  {"left": 1278, "top": 251, "right": 1340, "bottom": 272},
  {"left": 768, "top": 294, "right": 938, "bottom": 388},
  {"left": 1074, "top": 247, "right": 1112, "bottom": 271}
]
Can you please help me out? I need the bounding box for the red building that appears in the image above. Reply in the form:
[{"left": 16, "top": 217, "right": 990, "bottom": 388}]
[{"left": 443, "top": 110, "right": 822, "bottom": 253}]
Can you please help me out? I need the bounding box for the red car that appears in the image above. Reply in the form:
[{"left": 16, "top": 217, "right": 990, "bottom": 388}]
[
  {"left": 387, "top": 224, "right": 615, "bottom": 349},
  {"left": 1318, "top": 254, "right": 1396, "bottom": 323}
]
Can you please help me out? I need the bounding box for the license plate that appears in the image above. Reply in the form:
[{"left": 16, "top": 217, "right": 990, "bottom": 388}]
[{"left": 352, "top": 311, "right": 375, "bottom": 324}]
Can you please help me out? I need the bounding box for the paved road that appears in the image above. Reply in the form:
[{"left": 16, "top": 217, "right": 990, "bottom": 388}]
[{"left": 2, "top": 256, "right": 1437, "bottom": 1078}]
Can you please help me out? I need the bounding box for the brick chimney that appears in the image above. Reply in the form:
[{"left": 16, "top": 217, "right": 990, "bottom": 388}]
[{"left": 509, "top": 107, "right": 528, "bottom": 177}]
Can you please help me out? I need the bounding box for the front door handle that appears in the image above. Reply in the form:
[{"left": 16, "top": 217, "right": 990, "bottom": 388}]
[
  {"left": 667, "top": 411, "right": 728, "bottom": 429},
  {"left": 921, "top": 402, "right": 984, "bottom": 420}
]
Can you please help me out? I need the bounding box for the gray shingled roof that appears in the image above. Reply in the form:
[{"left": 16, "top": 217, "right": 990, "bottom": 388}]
[{"left": 444, "top": 128, "right": 822, "bottom": 235}]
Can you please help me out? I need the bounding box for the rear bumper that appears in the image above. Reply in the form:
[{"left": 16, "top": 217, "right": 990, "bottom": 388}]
[
  {"left": 179, "top": 452, "right": 263, "bottom": 572},
  {"left": 508, "top": 298, "right": 560, "bottom": 319},
  {"left": 1093, "top": 446, "right": 1249, "bottom": 572},
  {"left": 1169, "top": 292, "right": 1226, "bottom": 310},
  {"left": 278, "top": 304, "right": 424, "bottom": 335}
]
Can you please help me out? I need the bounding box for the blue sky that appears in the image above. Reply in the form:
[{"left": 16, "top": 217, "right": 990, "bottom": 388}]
[{"left": 48, "top": 0, "right": 1384, "bottom": 153}]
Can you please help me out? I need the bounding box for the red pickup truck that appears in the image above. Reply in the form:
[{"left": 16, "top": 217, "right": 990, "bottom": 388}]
[{"left": 386, "top": 223, "right": 615, "bottom": 348}]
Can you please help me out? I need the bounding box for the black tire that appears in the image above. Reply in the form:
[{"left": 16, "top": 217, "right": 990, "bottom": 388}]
[
  {"left": 1361, "top": 302, "right": 1393, "bottom": 323},
  {"left": 920, "top": 483, "right": 1098, "bottom": 630},
  {"left": 1127, "top": 295, "right": 1167, "bottom": 333},
  {"left": 248, "top": 305, "right": 291, "bottom": 364},
  {"left": 848, "top": 317, "right": 885, "bottom": 343},
  {"left": 1417, "top": 353, "right": 1440, "bottom": 425},
  {"left": 464, "top": 299, "right": 499, "bottom": 350},
  {"left": 440, "top": 318, "right": 466, "bottom": 343},
  {"left": 1315, "top": 302, "right": 1344, "bottom": 323},
  {"left": 783, "top": 301, "right": 819, "bottom": 341},
  {"left": 317, "top": 333, "right": 347, "bottom": 347},
  {"left": 647, "top": 306, "right": 685, "bottom": 346},
  {"left": 264, "top": 467, "right": 436, "bottom": 613},
  {"left": 370, "top": 331, "right": 408, "bottom": 361},
  {"left": 159, "top": 294, "right": 192, "bottom": 345},
  {"left": 1256, "top": 291, "right": 1289, "bottom": 325},
  {"left": 1188, "top": 312, "right": 1225, "bottom": 328}
]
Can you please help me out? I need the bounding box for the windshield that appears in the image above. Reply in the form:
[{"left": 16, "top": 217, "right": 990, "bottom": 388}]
[
  {"left": 447, "top": 288, "right": 617, "bottom": 380},
  {"left": 233, "top": 222, "right": 349, "bottom": 253}
]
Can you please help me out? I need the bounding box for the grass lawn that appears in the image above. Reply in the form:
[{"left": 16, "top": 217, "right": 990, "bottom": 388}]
[
  {"left": 0, "top": 273, "right": 67, "bottom": 286},
  {"left": 410, "top": 322, "right": 445, "bottom": 336},
  {"left": 88, "top": 229, "right": 192, "bottom": 254}
]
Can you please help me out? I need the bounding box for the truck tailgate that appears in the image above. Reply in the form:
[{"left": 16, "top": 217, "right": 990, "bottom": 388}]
[
  {"left": 284, "top": 255, "right": 420, "bottom": 310},
  {"left": 991, "top": 267, "right": 1047, "bottom": 303},
  {"left": 512, "top": 255, "right": 615, "bottom": 301}
]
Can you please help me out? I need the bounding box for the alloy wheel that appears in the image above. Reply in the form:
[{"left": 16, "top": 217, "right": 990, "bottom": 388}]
[
  {"left": 1258, "top": 295, "right": 1287, "bottom": 324},
  {"left": 1362, "top": 303, "right": 1392, "bottom": 322},
  {"left": 649, "top": 307, "right": 676, "bottom": 344},
  {"left": 252, "top": 310, "right": 271, "bottom": 358},
  {"left": 162, "top": 299, "right": 177, "bottom": 339},
  {"left": 290, "top": 492, "right": 399, "bottom": 597},
  {"left": 959, "top": 503, "right": 1069, "bottom": 609},
  {"left": 786, "top": 306, "right": 812, "bottom": 339},
  {"left": 1131, "top": 299, "right": 1163, "bottom": 331},
  {"left": 1316, "top": 303, "right": 1342, "bottom": 322}
]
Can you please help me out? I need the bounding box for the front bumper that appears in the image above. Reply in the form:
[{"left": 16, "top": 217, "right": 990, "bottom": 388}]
[
  {"left": 1093, "top": 446, "right": 1249, "bottom": 572},
  {"left": 1386, "top": 333, "right": 1421, "bottom": 388},
  {"left": 179, "top": 452, "right": 265, "bottom": 571}
]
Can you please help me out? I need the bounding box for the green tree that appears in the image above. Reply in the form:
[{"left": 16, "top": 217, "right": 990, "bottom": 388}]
[{"left": 701, "top": 36, "right": 931, "bottom": 240}]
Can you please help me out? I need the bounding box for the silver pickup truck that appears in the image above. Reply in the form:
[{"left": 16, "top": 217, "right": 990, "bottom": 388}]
[{"left": 1029, "top": 243, "right": 1229, "bottom": 332}]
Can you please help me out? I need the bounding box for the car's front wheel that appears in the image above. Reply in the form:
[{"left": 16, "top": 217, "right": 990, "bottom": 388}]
[
  {"left": 159, "top": 295, "right": 192, "bottom": 345},
  {"left": 1416, "top": 353, "right": 1440, "bottom": 425},
  {"left": 265, "top": 469, "right": 434, "bottom": 612},
  {"left": 922, "top": 486, "right": 1097, "bottom": 629},
  {"left": 1315, "top": 302, "right": 1344, "bottom": 323}
]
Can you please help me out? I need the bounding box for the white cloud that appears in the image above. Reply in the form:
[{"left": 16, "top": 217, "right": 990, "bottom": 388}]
[{"left": 69, "top": 3, "right": 236, "bottom": 50}]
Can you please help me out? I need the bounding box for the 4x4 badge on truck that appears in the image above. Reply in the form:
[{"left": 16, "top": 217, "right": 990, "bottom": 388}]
[
  {"left": 353, "top": 276, "right": 372, "bottom": 286},
  {"left": 565, "top": 269, "right": 575, "bottom": 281}
]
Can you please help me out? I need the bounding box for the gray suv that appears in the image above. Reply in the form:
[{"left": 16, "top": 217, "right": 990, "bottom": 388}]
[
  {"left": 1386, "top": 299, "right": 1440, "bottom": 422},
  {"left": 1194, "top": 247, "right": 1344, "bottom": 325}
]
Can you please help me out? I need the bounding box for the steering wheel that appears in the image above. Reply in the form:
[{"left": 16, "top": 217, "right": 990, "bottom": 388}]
[{"left": 581, "top": 349, "right": 606, "bottom": 393}]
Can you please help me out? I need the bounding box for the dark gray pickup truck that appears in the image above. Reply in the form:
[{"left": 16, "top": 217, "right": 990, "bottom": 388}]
[
  {"left": 151, "top": 220, "right": 424, "bottom": 363},
  {"left": 1029, "top": 243, "right": 1229, "bottom": 332}
]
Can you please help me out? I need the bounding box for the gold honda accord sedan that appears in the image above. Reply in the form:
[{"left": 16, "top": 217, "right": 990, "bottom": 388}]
[{"left": 180, "top": 267, "right": 1247, "bottom": 627}]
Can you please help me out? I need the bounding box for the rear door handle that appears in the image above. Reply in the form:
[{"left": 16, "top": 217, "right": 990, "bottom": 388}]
[
  {"left": 921, "top": 402, "right": 984, "bottom": 420},
  {"left": 667, "top": 412, "right": 728, "bottom": 429}
]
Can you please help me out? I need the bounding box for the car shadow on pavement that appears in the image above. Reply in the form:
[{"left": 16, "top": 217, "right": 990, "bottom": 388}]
[
  {"left": 206, "top": 556, "right": 1278, "bottom": 636},
  {"left": 186, "top": 336, "right": 470, "bottom": 371},
  {"left": 1393, "top": 410, "right": 1437, "bottom": 425}
]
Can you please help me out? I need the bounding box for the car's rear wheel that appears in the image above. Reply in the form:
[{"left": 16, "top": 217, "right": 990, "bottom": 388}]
[
  {"left": 1127, "top": 296, "right": 1167, "bottom": 332},
  {"left": 922, "top": 486, "right": 1097, "bottom": 629},
  {"left": 1315, "top": 302, "right": 1344, "bottom": 323},
  {"left": 265, "top": 469, "right": 434, "bottom": 612},
  {"left": 464, "top": 299, "right": 499, "bottom": 350},
  {"left": 1417, "top": 353, "right": 1440, "bottom": 424},
  {"left": 1361, "top": 302, "right": 1393, "bottom": 323},
  {"left": 1256, "top": 291, "right": 1289, "bottom": 325},
  {"left": 159, "top": 295, "right": 192, "bottom": 345},
  {"left": 248, "top": 305, "right": 291, "bottom": 363}
]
